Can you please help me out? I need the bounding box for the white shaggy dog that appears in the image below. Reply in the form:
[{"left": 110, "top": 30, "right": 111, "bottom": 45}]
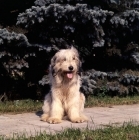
[{"left": 41, "top": 47, "right": 88, "bottom": 124}]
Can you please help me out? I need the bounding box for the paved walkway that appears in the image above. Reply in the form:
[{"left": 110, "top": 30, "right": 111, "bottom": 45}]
[{"left": 0, "top": 104, "right": 139, "bottom": 138}]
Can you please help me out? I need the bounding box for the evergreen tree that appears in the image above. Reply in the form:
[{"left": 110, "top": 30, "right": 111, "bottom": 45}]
[{"left": 1, "top": 0, "right": 139, "bottom": 100}]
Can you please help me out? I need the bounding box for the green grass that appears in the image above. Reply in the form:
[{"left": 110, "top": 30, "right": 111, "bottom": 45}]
[
  {"left": 0, "top": 97, "right": 139, "bottom": 139},
  {"left": 0, "top": 99, "right": 42, "bottom": 114},
  {"left": 85, "top": 95, "right": 139, "bottom": 107},
  {"left": 1, "top": 122, "right": 139, "bottom": 140},
  {"left": 0, "top": 95, "right": 139, "bottom": 114}
]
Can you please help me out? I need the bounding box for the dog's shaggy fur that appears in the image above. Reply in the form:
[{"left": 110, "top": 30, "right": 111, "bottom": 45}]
[{"left": 41, "top": 47, "right": 88, "bottom": 124}]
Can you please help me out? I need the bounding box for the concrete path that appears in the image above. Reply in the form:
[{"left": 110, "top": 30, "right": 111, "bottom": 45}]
[{"left": 0, "top": 104, "right": 139, "bottom": 138}]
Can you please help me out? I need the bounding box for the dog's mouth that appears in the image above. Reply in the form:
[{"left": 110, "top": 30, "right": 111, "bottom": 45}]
[{"left": 65, "top": 71, "right": 74, "bottom": 79}]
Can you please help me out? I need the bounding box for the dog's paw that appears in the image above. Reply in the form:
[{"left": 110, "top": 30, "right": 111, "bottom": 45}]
[
  {"left": 40, "top": 114, "right": 49, "bottom": 122},
  {"left": 71, "top": 117, "right": 88, "bottom": 123},
  {"left": 47, "top": 117, "right": 62, "bottom": 124}
]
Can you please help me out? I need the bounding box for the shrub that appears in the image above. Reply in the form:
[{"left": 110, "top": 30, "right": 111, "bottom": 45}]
[{"left": 1, "top": 0, "right": 139, "bottom": 99}]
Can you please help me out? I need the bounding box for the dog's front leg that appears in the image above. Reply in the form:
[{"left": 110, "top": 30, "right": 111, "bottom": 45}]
[
  {"left": 47, "top": 98, "right": 64, "bottom": 124},
  {"left": 68, "top": 101, "right": 87, "bottom": 123}
]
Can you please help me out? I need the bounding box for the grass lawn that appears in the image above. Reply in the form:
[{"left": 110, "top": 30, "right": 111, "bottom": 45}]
[
  {"left": 0, "top": 96, "right": 139, "bottom": 139},
  {"left": 0, "top": 99, "right": 42, "bottom": 114},
  {"left": 0, "top": 122, "right": 139, "bottom": 140},
  {"left": 85, "top": 95, "right": 139, "bottom": 107},
  {"left": 0, "top": 95, "right": 139, "bottom": 114}
]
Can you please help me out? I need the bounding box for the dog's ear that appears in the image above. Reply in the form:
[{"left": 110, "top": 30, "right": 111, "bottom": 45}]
[
  {"left": 71, "top": 46, "right": 79, "bottom": 57},
  {"left": 50, "top": 55, "right": 57, "bottom": 77},
  {"left": 71, "top": 46, "right": 82, "bottom": 75},
  {"left": 78, "top": 60, "right": 82, "bottom": 76},
  {"left": 51, "top": 55, "right": 56, "bottom": 66}
]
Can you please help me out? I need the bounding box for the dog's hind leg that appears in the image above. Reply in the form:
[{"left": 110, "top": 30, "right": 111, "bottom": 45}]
[
  {"left": 40, "top": 93, "right": 51, "bottom": 122},
  {"left": 40, "top": 114, "right": 49, "bottom": 122}
]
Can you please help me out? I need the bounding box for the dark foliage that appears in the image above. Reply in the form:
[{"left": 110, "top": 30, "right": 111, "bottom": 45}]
[
  {"left": 1, "top": 0, "right": 139, "bottom": 100},
  {"left": 0, "top": 28, "right": 51, "bottom": 100},
  {"left": 0, "top": 0, "right": 35, "bottom": 25}
]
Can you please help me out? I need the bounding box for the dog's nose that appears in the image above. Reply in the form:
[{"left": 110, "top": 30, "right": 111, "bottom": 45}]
[{"left": 68, "top": 66, "right": 73, "bottom": 71}]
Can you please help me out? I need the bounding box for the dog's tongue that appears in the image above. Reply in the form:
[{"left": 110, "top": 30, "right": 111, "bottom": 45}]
[{"left": 67, "top": 73, "right": 73, "bottom": 79}]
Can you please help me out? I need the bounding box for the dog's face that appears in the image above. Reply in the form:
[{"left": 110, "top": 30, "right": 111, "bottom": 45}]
[{"left": 50, "top": 47, "right": 81, "bottom": 79}]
